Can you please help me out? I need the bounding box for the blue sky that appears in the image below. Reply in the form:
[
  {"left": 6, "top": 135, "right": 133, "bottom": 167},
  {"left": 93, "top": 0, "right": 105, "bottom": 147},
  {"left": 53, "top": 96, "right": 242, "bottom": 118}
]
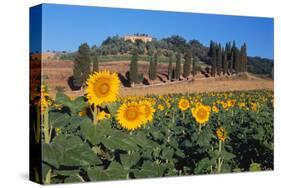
[{"left": 31, "top": 4, "right": 274, "bottom": 59}]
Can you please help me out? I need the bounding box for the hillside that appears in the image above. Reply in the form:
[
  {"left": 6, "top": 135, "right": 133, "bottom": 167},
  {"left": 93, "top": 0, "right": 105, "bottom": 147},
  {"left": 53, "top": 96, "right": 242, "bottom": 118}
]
[
  {"left": 36, "top": 60, "right": 273, "bottom": 97},
  {"left": 54, "top": 35, "right": 273, "bottom": 76}
]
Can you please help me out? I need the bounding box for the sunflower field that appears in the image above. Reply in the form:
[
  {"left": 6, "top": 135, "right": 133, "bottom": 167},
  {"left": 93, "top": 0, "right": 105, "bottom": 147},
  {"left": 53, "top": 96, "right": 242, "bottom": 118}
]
[{"left": 30, "top": 71, "right": 274, "bottom": 184}]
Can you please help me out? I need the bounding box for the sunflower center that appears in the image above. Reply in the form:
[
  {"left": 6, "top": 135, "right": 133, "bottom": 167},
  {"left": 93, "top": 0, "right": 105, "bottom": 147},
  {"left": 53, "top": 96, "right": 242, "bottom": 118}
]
[
  {"left": 125, "top": 108, "right": 138, "bottom": 120},
  {"left": 181, "top": 101, "right": 188, "bottom": 108},
  {"left": 99, "top": 83, "right": 110, "bottom": 95},
  {"left": 197, "top": 108, "right": 207, "bottom": 119}
]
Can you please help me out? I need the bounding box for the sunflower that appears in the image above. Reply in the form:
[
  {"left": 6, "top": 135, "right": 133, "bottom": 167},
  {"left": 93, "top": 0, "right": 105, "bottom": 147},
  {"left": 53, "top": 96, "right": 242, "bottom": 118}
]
[
  {"left": 216, "top": 127, "right": 227, "bottom": 142},
  {"left": 178, "top": 98, "right": 190, "bottom": 111},
  {"left": 97, "top": 111, "right": 111, "bottom": 121},
  {"left": 157, "top": 104, "right": 165, "bottom": 111},
  {"left": 35, "top": 85, "right": 51, "bottom": 112},
  {"left": 212, "top": 105, "right": 219, "bottom": 113},
  {"left": 251, "top": 102, "right": 258, "bottom": 112},
  {"left": 191, "top": 104, "right": 211, "bottom": 124},
  {"left": 139, "top": 100, "right": 155, "bottom": 123},
  {"left": 116, "top": 102, "right": 145, "bottom": 130},
  {"left": 85, "top": 70, "right": 120, "bottom": 106}
]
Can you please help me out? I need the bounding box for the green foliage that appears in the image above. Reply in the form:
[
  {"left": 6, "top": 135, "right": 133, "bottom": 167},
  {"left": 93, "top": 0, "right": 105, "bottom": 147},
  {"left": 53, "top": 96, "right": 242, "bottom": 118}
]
[
  {"left": 249, "top": 163, "right": 261, "bottom": 172},
  {"left": 175, "top": 52, "right": 181, "bottom": 79},
  {"left": 192, "top": 56, "right": 198, "bottom": 77},
  {"left": 149, "top": 53, "right": 158, "bottom": 80},
  {"left": 92, "top": 53, "right": 99, "bottom": 73},
  {"left": 168, "top": 54, "right": 173, "bottom": 81},
  {"left": 129, "top": 49, "right": 139, "bottom": 85},
  {"left": 211, "top": 42, "right": 217, "bottom": 76},
  {"left": 217, "top": 44, "right": 222, "bottom": 75},
  {"left": 37, "top": 89, "right": 273, "bottom": 184},
  {"left": 223, "top": 50, "right": 228, "bottom": 75},
  {"left": 73, "top": 43, "right": 91, "bottom": 88},
  {"left": 183, "top": 50, "right": 191, "bottom": 78}
]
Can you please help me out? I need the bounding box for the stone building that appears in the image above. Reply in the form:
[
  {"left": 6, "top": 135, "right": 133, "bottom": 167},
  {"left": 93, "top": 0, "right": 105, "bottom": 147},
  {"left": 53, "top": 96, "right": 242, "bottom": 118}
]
[{"left": 124, "top": 35, "right": 152, "bottom": 43}]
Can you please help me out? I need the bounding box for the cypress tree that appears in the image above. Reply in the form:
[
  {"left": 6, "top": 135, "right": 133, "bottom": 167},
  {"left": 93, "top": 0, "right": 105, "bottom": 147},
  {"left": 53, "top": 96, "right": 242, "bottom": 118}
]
[
  {"left": 73, "top": 43, "right": 91, "bottom": 89},
  {"left": 183, "top": 50, "right": 191, "bottom": 78},
  {"left": 229, "top": 41, "right": 236, "bottom": 74},
  {"left": 92, "top": 52, "right": 99, "bottom": 73},
  {"left": 168, "top": 53, "right": 173, "bottom": 81},
  {"left": 175, "top": 52, "right": 181, "bottom": 79},
  {"left": 241, "top": 43, "right": 248, "bottom": 72},
  {"left": 217, "top": 44, "right": 222, "bottom": 76},
  {"left": 223, "top": 49, "right": 228, "bottom": 75},
  {"left": 149, "top": 52, "right": 158, "bottom": 80},
  {"left": 208, "top": 40, "right": 214, "bottom": 57},
  {"left": 129, "top": 49, "right": 139, "bottom": 86},
  {"left": 234, "top": 48, "right": 240, "bottom": 74},
  {"left": 148, "top": 55, "right": 154, "bottom": 80},
  {"left": 211, "top": 43, "right": 217, "bottom": 77},
  {"left": 154, "top": 52, "right": 158, "bottom": 78},
  {"left": 192, "top": 56, "right": 197, "bottom": 77}
]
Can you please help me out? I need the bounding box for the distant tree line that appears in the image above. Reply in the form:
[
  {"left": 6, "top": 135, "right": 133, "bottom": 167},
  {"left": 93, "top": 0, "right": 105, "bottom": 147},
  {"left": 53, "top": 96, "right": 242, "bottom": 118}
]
[
  {"left": 209, "top": 40, "right": 248, "bottom": 76},
  {"left": 70, "top": 35, "right": 273, "bottom": 88}
]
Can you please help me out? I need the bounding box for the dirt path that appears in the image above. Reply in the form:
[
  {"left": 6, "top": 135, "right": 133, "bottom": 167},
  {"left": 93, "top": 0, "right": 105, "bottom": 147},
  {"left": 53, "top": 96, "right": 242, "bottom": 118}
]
[
  {"left": 56, "top": 76, "right": 273, "bottom": 97},
  {"left": 120, "top": 77, "right": 273, "bottom": 96}
]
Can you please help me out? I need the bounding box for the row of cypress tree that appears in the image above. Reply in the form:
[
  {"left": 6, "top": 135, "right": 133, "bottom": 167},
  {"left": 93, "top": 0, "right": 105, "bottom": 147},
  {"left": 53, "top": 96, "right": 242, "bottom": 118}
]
[
  {"left": 209, "top": 40, "right": 248, "bottom": 77},
  {"left": 72, "top": 41, "right": 248, "bottom": 89}
]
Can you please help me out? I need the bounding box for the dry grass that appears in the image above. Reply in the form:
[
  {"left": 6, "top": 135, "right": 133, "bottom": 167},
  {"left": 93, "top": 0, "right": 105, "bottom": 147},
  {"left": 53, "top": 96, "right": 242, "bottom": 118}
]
[{"left": 33, "top": 60, "right": 273, "bottom": 97}]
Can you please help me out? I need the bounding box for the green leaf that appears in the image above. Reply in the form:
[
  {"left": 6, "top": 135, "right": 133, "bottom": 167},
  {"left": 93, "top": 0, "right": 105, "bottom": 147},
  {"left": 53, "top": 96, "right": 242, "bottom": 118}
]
[
  {"left": 134, "top": 161, "right": 167, "bottom": 178},
  {"left": 72, "top": 96, "right": 87, "bottom": 114},
  {"left": 49, "top": 112, "right": 70, "bottom": 128},
  {"left": 161, "top": 147, "right": 174, "bottom": 160},
  {"left": 102, "top": 135, "right": 137, "bottom": 151},
  {"left": 55, "top": 92, "right": 72, "bottom": 109},
  {"left": 222, "top": 150, "right": 236, "bottom": 160},
  {"left": 55, "top": 92, "right": 87, "bottom": 115},
  {"left": 64, "top": 175, "right": 83, "bottom": 183},
  {"left": 80, "top": 122, "right": 107, "bottom": 145},
  {"left": 53, "top": 170, "right": 81, "bottom": 176},
  {"left": 42, "top": 143, "right": 60, "bottom": 169},
  {"left": 249, "top": 163, "right": 261, "bottom": 172},
  {"left": 107, "top": 102, "right": 119, "bottom": 117},
  {"left": 87, "top": 162, "right": 127, "bottom": 181},
  {"left": 175, "top": 149, "right": 185, "bottom": 158},
  {"left": 43, "top": 135, "right": 101, "bottom": 168},
  {"left": 120, "top": 152, "right": 140, "bottom": 170},
  {"left": 194, "top": 157, "right": 213, "bottom": 174}
]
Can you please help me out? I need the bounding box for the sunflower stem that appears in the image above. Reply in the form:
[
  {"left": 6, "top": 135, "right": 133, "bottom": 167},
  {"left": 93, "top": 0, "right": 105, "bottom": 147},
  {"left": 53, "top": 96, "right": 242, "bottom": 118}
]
[
  {"left": 43, "top": 106, "right": 51, "bottom": 144},
  {"left": 217, "top": 140, "right": 223, "bottom": 173},
  {"left": 34, "top": 107, "right": 41, "bottom": 144},
  {"left": 90, "top": 105, "right": 98, "bottom": 125},
  {"left": 198, "top": 124, "right": 202, "bottom": 134}
]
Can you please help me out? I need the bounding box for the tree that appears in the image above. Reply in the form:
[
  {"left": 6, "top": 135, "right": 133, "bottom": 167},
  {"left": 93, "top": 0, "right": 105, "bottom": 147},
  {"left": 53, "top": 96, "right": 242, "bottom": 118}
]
[
  {"left": 129, "top": 49, "right": 139, "bottom": 86},
  {"left": 234, "top": 47, "right": 240, "bottom": 74},
  {"left": 211, "top": 43, "right": 217, "bottom": 76},
  {"left": 149, "top": 52, "right": 158, "bottom": 80},
  {"left": 240, "top": 43, "right": 248, "bottom": 72},
  {"left": 73, "top": 43, "right": 91, "bottom": 89},
  {"left": 183, "top": 50, "right": 192, "bottom": 78},
  {"left": 222, "top": 49, "right": 228, "bottom": 75},
  {"left": 92, "top": 52, "right": 99, "bottom": 73},
  {"left": 192, "top": 56, "right": 198, "bottom": 77},
  {"left": 217, "top": 44, "right": 222, "bottom": 76},
  {"left": 168, "top": 53, "right": 173, "bottom": 81},
  {"left": 208, "top": 40, "right": 214, "bottom": 57},
  {"left": 175, "top": 52, "right": 181, "bottom": 79}
]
